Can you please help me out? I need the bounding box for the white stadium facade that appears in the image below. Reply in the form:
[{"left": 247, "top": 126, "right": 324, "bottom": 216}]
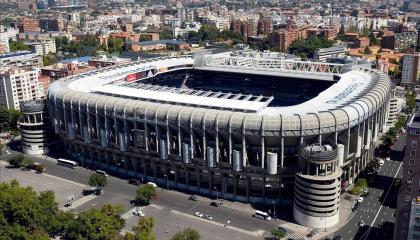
[{"left": 48, "top": 52, "right": 391, "bottom": 228}]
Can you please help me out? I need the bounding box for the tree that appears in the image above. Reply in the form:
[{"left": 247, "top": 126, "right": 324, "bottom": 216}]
[
  {"left": 171, "top": 228, "right": 200, "bottom": 240},
  {"left": 288, "top": 36, "right": 334, "bottom": 59},
  {"left": 369, "top": 34, "right": 379, "bottom": 46},
  {"left": 139, "top": 34, "right": 152, "bottom": 42},
  {"left": 363, "top": 46, "right": 372, "bottom": 54},
  {"left": 9, "top": 39, "right": 30, "bottom": 52},
  {"left": 160, "top": 28, "right": 174, "bottom": 40},
  {"left": 64, "top": 206, "right": 124, "bottom": 240},
  {"left": 88, "top": 173, "right": 107, "bottom": 193},
  {"left": 271, "top": 228, "right": 286, "bottom": 240},
  {"left": 107, "top": 37, "right": 124, "bottom": 53},
  {"left": 136, "top": 184, "right": 157, "bottom": 205},
  {"left": 8, "top": 154, "right": 25, "bottom": 167},
  {"left": 131, "top": 216, "right": 156, "bottom": 240},
  {"left": 43, "top": 53, "right": 58, "bottom": 66},
  {"left": 0, "top": 107, "right": 20, "bottom": 133}
]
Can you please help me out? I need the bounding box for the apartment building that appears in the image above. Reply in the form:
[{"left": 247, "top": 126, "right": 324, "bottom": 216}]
[
  {"left": 232, "top": 19, "right": 258, "bottom": 42},
  {"left": 401, "top": 53, "right": 420, "bottom": 87},
  {"left": 394, "top": 109, "right": 420, "bottom": 240},
  {"left": 0, "top": 32, "right": 9, "bottom": 53},
  {"left": 0, "top": 51, "right": 43, "bottom": 71},
  {"left": 0, "top": 68, "right": 45, "bottom": 110},
  {"left": 385, "top": 91, "right": 406, "bottom": 132},
  {"left": 269, "top": 28, "right": 299, "bottom": 52},
  {"left": 27, "top": 39, "right": 56, "bottom": 56},
  {"left": 382, "top": 31, "right": 418, "bottom": 52},
  {"left": 12, "top": 17, "right": 40, "bottom": 33},
  {"left": 314, "top": 45, "right": 348, "bottom": 62}
]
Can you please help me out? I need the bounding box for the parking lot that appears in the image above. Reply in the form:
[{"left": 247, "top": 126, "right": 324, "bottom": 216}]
[{"left": 0, "top": 160, "right": 87, "bottom": 208}]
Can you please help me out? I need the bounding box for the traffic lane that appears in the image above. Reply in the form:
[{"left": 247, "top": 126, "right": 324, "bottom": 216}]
[{"left": 154, "top": 191, "right": 278, "bottom": 232}]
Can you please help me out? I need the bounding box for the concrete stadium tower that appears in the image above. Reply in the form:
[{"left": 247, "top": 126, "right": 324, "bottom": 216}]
[{"left": 293, "top": 144, "right": 343, "bottom": 229}]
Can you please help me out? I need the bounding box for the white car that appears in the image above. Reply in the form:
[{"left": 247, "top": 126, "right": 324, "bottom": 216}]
[
  {"left": 194, "top": 211, "right": 203, "bottom": 218},
  {"left": 359, "top": 220, "right": 365, "bottom": 227},
  {"left": 132, "top": 208, "right": 145, "bottom": 217},
  {"left": 147, "top": 182, "right": 157, "bottom": 188},
  {"left": 385, "top": 157, "right": 391, "bottom": 162},
  {"left": 357, "top": 197, "right": 364, "bottom": 203},
  {"left": 5, "top": 150, "right": 10, "bottom": 155}
]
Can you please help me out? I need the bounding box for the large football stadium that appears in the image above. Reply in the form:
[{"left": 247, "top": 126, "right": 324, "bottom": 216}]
[{"left": 48, "top": 52, "right": 391, "bottom": 210}]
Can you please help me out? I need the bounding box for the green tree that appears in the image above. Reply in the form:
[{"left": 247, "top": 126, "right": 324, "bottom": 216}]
[
  {"left": 132, "top": 216, "right": 156, "bottom": 240},
  {"left": 369, "top": 34, "right": 379, "bottom": 46},
  {"left": 160, "top": 28, "right": 174, "bottom": 40},
  {"left": 0, "top": 107, "right": 20, "bottom": 132},
  {"left": 363, "top": 46, "right": 372, "bottom": 54},
  {"left": 271, "top": 228, "right": 286, "bottom": 240},
  {"left": 8, "top": 154, "right": 25, "bottom": 167},
  {"left": 288, "top": 36, "right": 334, "bottom": 59},
  {"left": 139, "top": 34, "right": 152, "bottom": 42},
  {"left": 88, "top": 173, "right": 107, "bottom": 193},
  {"left": 64, "top": 206, "right": 124, "bottom": 240},
  {"left": 9, "top": 39, "right": 30, "bottom": 52},
  {"left": 136, "top": 184, "right": 157, "bottom": 205},
  {"left": 107, "top": 37, "right": 124, "bottom": 53},
  {"left": 171, "top": 228, "right": 200, "bottom": 240},
  {"left": 43, "top": 53, "right": 58, "bottom": 66}
]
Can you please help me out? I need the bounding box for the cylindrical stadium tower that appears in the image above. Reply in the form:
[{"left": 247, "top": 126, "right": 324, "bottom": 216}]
[
  {"left": 294, "top": 144, "right": 342, "bottom": 228},
  {"left": 18, "top": 100, "right": 50, "bottom": 155}
]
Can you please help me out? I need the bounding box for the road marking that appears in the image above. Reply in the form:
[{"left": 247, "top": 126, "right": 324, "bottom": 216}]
[
  {"left": 348, "top": 230, "right": 351, "bottom": 235},
  {"left": 361, "top": 161, "right": 403, "bottom": 240},
  {"left": 42, "top": 172, "right": 87, "bottom": 187},
  {"left": 170, "top": 209, "right": 264, "bottom": 237}
]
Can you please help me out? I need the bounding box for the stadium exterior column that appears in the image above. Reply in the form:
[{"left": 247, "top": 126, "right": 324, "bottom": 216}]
[
  {"left": 228, "top": 115, "right": 232, "bottom": 164},
  {"left": 144, "top": 122, "right": 149, "bottom": 151},
  {"left": 166, "top": 117, "right": 171, "bottom": 155},
  {"left": 155, "top": 121, "right": 160, "bottom": 152},
  {"left": 280, "top": 137, "right": 284, "bottom": 168},
  {"left": 242, "top": 117, "right": 247, "bottom": 167},
  {"left": 261, "top": 135, "right": 265, "bottom": 169},
  {"left": 177, "top": 112, "right": 182, "bottom": 157}
]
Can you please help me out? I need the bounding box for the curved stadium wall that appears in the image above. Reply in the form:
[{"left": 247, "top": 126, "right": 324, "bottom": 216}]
[{"left": 48, "top": 55, "right": 391, "bottom": 205}]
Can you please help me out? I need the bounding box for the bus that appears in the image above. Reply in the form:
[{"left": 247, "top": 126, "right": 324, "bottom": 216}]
[
  {"left": 57, "top": 158, "right": 78, "bottom": 169},
  {"left": 253, "top": 210, "right": 272, "bottom": 221}
]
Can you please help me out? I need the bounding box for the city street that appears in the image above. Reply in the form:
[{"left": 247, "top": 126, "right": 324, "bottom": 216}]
[
  {"left": 331, "top": 133, "right": 405, "bottom": 240},
  {"left": 2, "top": 141, "right": 292, "bottom": 240}
]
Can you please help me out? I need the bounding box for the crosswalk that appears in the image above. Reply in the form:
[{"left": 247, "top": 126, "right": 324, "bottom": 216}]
[{"left": 286, "top": 232, "right": 305, "bottom": 240}]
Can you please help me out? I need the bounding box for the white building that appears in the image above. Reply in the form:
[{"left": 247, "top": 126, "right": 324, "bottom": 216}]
[
  {"left": 401, "top": 53, "right": 420, "bottom": 87},
  {"left": 0, "top": 68, "right": 45, "bottom": 110},
  {"left": 0, "top": 32, "right": 10, "bottom": 53},
  {"left": 385, "top": 89, "right": 406, "bottom": 132},
  {"left": 0, "top": 51, "right": 43, "bottom": 72},
  {"left": 314, "top": 45, "right": 348, "bottom": 62},
  {"left": 28, "top": 39, "right": 56, "bottom": 56},
  {"left": 0, "top": 26, "right": 18, "bottom": 41}
]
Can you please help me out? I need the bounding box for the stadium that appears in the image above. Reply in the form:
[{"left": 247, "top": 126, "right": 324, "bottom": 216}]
[{"left": 48, "top": 52, "right": 391, "bottom": 211}]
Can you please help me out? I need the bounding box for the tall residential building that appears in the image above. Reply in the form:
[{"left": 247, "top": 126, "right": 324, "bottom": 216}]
[
  {"left": 39, "top": 18, "right": 64, "bottom": 32},
  {"left": 394, "top": 109, "right": 420, "bottom": 240},
  {"left": 257, "top": 17, "right": 273, "bottom": 35},
  {"left": 0, "top": 51, "right": 43, "bottom": 71},
  {"left": 0, "top": 68, "right": 45, "bottom": 110},
  {"left": 232, "top": 19, "right": 258, "bottom": 42},
  {"left": 269, "top": 28, "right": 299, "bottom": 52},
  {"left": 13, "top": 17, "right": 40, "bottom": 33},
  {"left": 381, "top": 31, "right": 418, "bottom": 52},
  {"left": 401, "top": 53, "right": 420, "bottom": 87}
]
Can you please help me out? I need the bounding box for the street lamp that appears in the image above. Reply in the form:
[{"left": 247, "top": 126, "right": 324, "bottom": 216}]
[
  {"left": 272, "top": 200, "right": 276, "bottom": 220},
  {"left": 214, "top": 186, "right": 219, "bottom": 202},
  {"left": 164, "top": 173, "right": 169, "bottom": 190}
]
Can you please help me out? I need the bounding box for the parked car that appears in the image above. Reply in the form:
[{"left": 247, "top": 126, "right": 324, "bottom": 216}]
[
  {"left": 357, "top": 197, "right": 364, "bottom": 203},
  {"left": 5, "top": 150, "right": 10, "bottom": 155},
  {"left": 204, "top": 214, "right": 213, "bottom": 220},
  {"left": 359, "top": 220, "right": 365, "bottom": 227},
  {"left": 385, "top": 157, "right": 391, "bottom": 162},
  {"left": 210, "top": 201, "right": 222, "bottom": 207},
  {"left": 82, "top": 188, "right": 97, "bottom": 196},
  {"left": 147, "top": 182, "right": 157, "bottom": 188},
  {"left": 194, "top": 211, "right": 203, "bottom": 218},
  {"left": 132, "top": 208, "right": 145, "bottom": 217},
  {"left": 189, "top": 195, "right": 198, "bottom": 201},
  {"left": 128, "top": 178, "right": 141, "bottom": 185}
]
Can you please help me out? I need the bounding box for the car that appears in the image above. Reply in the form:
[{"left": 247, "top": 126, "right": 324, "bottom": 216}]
[
  {"left": 378, "top": 159, "right": 385, "bottom": 166},
  {"left": 189, "top": 195, "right": 198, "bottom": 201},
  {"left": 147, "top": 182, "right": 157, "bottom": 188},
  {"left": 359, "top": 220, "right": 365, "bottom": 227},
  {"left": 210, "top": 201, "right": 222, "bottom": 207},
  {"left": 363, "top": 188, "right": 368, "bottom": 196},
  {"left": 385, "top": 157, "right": 391, "bottom": 162},
  {"left": 5, "top": 150, "right": 10, "bottom": 155},
  {"left": 132, "top": 208, "right": 145, "bottom": 217},
  {"left": 82, "top": 188, "right": 97, "bottom": 196},
  {"left": 128, "top": 178, "right": 141, "bottom": 185},
  {"left": 204, "top": 214, "right": 213, "bottom": 220},
  {"left": 194, "top": 211, "right": 203, "bottom": 218},
  {"left": 357, "top": 197, "right": 364, "bottom": 203}
]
